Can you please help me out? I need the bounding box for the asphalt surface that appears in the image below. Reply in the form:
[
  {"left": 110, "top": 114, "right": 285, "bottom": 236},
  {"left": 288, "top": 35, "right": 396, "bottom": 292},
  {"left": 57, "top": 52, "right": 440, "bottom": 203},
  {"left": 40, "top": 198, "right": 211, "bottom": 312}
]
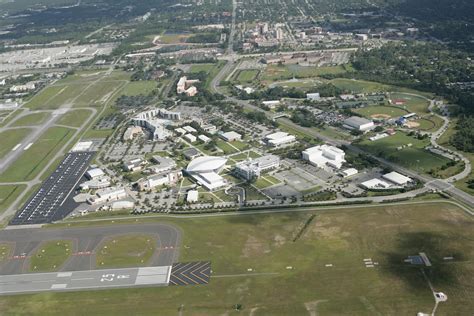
[
  {"left": 10, "top": 151, "right": 95, "bottom": 225},
  {"left": 0, "top": 223, "right": 181, "bottom": 275},
  {"left": 0, "top": 266, "right": 171, "bottom": 295}
]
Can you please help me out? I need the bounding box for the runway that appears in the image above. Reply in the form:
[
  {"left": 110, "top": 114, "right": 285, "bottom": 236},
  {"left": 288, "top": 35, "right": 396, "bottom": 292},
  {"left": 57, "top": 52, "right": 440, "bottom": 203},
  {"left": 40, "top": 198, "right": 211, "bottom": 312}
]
[{"left": 0, "top": 266, "right": 171, "bottom": 295}]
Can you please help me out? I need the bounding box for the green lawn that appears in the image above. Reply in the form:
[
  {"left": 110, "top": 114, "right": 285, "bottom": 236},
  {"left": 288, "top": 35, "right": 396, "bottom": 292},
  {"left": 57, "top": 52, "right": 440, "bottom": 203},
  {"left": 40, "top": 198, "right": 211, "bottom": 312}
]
[
  {"left": 2, "top": 202, "right": 472, "bottom": 315},
  {"left": 11, "top": 112, "right": 50, "bottom": 127},
  {"left": 389, "top": 92, "right": 430, "bottom": 114},
  {"left": 254, "top": 177, "right": 274, "bottom": 189},
  {"left": 356, "top": 132, "right": 451, "bottom": 175},
  {"left": 0, "top": 126, "right": 75, "bottom": 182},
  {"left": 0, "top": 244, "right": 11, "bottom": 263},
  {"left": 234, "top": 69, "right": 260, "bottom": 83},
  {"left": 189, "top": 62, "right": 225, "bottom": 89},
  {"left": 330, "top": 78, "right": 394, "bottom": 93},
  {"left": 215, "top": 139, "right": 239, "bottom": 155},
  {"left": 0, "top": 128, "right": 32, "bottom": 159},
  {"left": 56, "top": 109, "right": 93, "bottom": 128},
  {"left": 0, "top": 184, "right": 26, "bottom": 214},
  {"left": 24, "top": 85, "right": 69, "bottom": 110},
  {"left": 30, "top": 240, "right": 73, "bottom": 272},
  {"left": 96, "top": 234, "right": 156, "bottom": 268}
]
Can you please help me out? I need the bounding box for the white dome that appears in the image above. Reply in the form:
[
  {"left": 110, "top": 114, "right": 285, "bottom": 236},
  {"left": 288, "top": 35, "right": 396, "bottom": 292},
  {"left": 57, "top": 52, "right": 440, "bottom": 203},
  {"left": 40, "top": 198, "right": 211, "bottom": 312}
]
[{"left": 186, "top": 156, "right": 227, "bottom": 173}]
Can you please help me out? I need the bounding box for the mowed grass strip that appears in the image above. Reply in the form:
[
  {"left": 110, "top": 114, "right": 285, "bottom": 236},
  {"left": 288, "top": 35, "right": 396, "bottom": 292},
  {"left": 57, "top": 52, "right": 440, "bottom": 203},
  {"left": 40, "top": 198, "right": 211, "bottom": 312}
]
[
  {"left": 56, "top": 109, "right": 93, "bottom": 128},
  {"left": 30, "top": 240, "right": 73, "bottom": 272},
  {"left": 0, "top": 128, "right": 32, "bottom": 159},
  {"left": 0, "top": 203, "right": 473, "bottom": 314},
  {"left": 121, "top": 81, "right": 157, "bottom": 96},
  {"left": 0, "top": 184, "right": 26, "bottom": 214},
  {"left": 263, "top": 64, "right": 347, "bottom": 81},
  {"left": 96, "top": 234, "right": 156, "bottom": 268},
  {"left": 0, "top": 244, "right": 12, "bottom": 263},
  {"left": 11, "top": 112, "right": 50, "bottom": 127},
  {"left": 24, "top": 85, "right": 68, "bottom": 110},
  {"left": 0, "top": 126, "right": 75, "bottom": 182}
]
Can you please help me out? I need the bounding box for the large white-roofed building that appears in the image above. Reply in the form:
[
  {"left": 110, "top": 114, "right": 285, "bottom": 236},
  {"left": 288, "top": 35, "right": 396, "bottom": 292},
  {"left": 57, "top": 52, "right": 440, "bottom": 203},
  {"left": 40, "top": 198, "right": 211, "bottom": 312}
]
[
  {"left": 343, "top": 116, "right": 374, "bottom": 132},
  {"left": 186, "top": 156, "right": 228, "bottom": 191},
  {"left": 302, "top": 145, "right": 346, "bottom": 169},
  {"left": 382, "top": 171, "right": 412, "bottom": 186},
  {"left": 234, "top": 155, "right": 280, "bottom": 180},
  {"left": 264, "top": 132, "right": 296, "bottom": 147},
  {"left": 132, "top": 108, "right": 181, "bottom": 141}
]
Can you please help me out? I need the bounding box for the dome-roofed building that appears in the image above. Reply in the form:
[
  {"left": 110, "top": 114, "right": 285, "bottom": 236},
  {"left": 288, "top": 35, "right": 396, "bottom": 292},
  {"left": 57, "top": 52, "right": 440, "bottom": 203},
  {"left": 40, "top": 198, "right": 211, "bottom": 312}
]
[{"left": 186, "top": 156, "right": 227, "bottom": 191}]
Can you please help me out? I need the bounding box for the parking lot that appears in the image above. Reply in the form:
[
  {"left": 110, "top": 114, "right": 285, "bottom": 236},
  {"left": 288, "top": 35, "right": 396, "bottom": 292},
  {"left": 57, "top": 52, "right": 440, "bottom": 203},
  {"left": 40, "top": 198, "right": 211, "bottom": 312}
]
[{"left": 10, "top": 151, "right": 95, "bottom": 225}]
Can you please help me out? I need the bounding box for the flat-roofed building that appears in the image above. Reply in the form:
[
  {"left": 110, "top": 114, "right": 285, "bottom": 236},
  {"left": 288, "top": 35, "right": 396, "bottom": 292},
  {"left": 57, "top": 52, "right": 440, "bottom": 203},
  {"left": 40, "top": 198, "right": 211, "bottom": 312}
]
[
  {"left": 186, "top": 190, "right": 199, "bottom": 203},
  {"left": 264, "top": 132, "right": 296, "bottom": 147},
  {"left": 86, "top": 168, "right": 105, "bottom": 180},
  {"left": 360, "top": 178, "right": 391, "bottom": 190},
  {"left": 340, "top": 168, "right": 358, "bottom": 178},
  {"left": 220, "top": 131, "right": 242, "bottom": 142},
  {"left": 88, "top": 187, "right": 127, "bottom": 205},
  {"left": 184, "top": 134, "right": 197, "bottom": 143},
  {"left": 343, "top": 116, "right": 374, "bottom": 132},
  {"left": 382, "top": 171, "right": 412, "bottom": 186},
  {"left": 183, "top": 148, "right": 201, "bottom": 160},
  {"left": 137, "top": 171, "right": 182, "bottom": 191},
  {"left": 149, "top": 156, "right": 176, "bottom": 173},
  {"left": 302, "top": 145, "right": 346, "bottom": 169},
  {"left": 123, "top": 158, "right": 145, "bottom": 172},
  {"left": 234, "top": 155, "right": 280, "bottom": 180},
  {"left": 198, "top": 134, "right": 211, "bottom": 143}
]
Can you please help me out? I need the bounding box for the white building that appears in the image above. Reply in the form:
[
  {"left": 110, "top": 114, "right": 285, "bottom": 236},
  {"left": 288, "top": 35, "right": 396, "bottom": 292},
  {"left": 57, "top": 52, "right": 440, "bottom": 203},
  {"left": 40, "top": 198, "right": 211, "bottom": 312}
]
[
  {"left": 137, "top": 171, "right": 182, "bottom": 191},
  {"left": 183, "top": 125, "right": 197, "bottom": 133},
  {"left": 177, "top": 76, "right": 199, "bottom": 96},
  {"left": 123, "top": 158, "right": 145, "bottom": 172},
  {"left": 198, "top": 134, "right": 211, "bottom": 143},
  {"left": 343, "top": 116, "right": 375, "bottom": 132},
  {"left": 202, "top": 124, "right": 217, "bottom": 134},
  {"left": 186, "top": 156, "right": 227, "bottom": 191},
  {"left": 302, "top": 145, "right": 346, "bottom": 169},
  {"left": 220, "top": 131, "right": 242, "bottom": 142},
  {"left": 86, "top": 168, "right": 105, "bottom": 180},
  {"left": 234, "top": 155, "right": 280, "bottom": 180},
  {"left": 132, "top": 109, "right": 181, "bottom": 141},
  {"left": 382, "top": 171, "right": 412, "bottom": 186},
  {"left": 88, "top": 187, "right": 127, "bottom": 205},
  {"left": 175, "top": 127, "right": 186, "bottom": 135},
  {"left": 186, "top": 190, "right": 199, "bottom": 203},
  {"left": 149, "top": 156, "right": 176, "bottom": 173},
  {"left": 360, "top": 178, "right": 391, "bottom": 190},
  {"left": 306, "top": 93, "right": 321, "bottom": 101},
  {"left": 111, "top": 201, "right": 134, "bottom": 210},
  {"left": 264, "top": 132, "right": 297, "bottom": 147},
  {"left": 80, "top": 177, "right": 111, "bottom": 190},
  {"left": 184, "top": 134, "right": 197, "bottom": 143},
  {"left": 340, "top": 168, "right": 358, "bottom": 178},
  {"left": 9, "top": 82, "right": 35, "bottom": 92},
  {"left": 262, "top": 100, "right": 280, "bottom": 109}
]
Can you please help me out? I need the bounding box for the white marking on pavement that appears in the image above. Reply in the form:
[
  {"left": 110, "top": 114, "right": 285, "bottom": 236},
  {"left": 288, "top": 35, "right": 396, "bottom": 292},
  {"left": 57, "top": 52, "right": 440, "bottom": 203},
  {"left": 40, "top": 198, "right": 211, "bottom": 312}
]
[{"left": 11, "top": 144, "right": 21, "bottom": 151}]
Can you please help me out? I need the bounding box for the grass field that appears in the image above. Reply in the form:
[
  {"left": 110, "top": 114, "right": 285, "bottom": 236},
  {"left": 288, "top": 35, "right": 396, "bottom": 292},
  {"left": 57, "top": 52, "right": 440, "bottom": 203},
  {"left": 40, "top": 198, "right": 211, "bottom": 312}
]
[
  {"left": 96, "top": 234, "right": 156, "bottom": 268},
  {"left": 356, "top": 132, "right": 451, "bottom": 174},
  {"left": 330, "top": 78, "right": 393, "bottom": 93},
  {"left": 56, "top": 109, "right": 93, "bottom": 128},
  {"left": 1, "top": 202, "right": 472, "bottom": 315},
  {"left": 389, "top": 93, "right": 430, "bottom": 114},
  {"left": 353, "top": 105, "right": 408, "bottom": 119},
  {"left": 0, "top": 184, "right": 26, "bottom": 214},
  {"left": 121, "top": 81, "right": 157, "bottom": 96},
  {"left": 234, "top": 69, "right": 260, "bottom": 83},
  {"left": 215, "top": 139, "right": 239, "bottom": 155},
  {"left": 263, "top": 65, "right": 348, "bottom": 81},
  {"left": 189, "top": 62, "right": 225, "bottom": 89},
  {"left": 11, "top": 112, "right": 50, "bottom": 127},
  {"left": 30, "top": 240, "right": 72, "bottom": 272},
  {"left": 0, "top": 126, "right": 75, "bottom": 182},
  {"left": 0, "top": 244, "right": 11, "bottom": 263},
  {"left": 0, "top": 128, "right": 32, "bottom": 159}
]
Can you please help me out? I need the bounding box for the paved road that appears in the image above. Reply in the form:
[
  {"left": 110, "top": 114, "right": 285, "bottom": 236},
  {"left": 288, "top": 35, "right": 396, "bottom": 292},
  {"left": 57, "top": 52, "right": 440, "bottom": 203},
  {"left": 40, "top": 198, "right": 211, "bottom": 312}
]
[
  {"left": 0, "top": 223, "right": 181, "bottom": 275},
  {"left": 0, "top": 266, "right": 171, "bottom": 295}
]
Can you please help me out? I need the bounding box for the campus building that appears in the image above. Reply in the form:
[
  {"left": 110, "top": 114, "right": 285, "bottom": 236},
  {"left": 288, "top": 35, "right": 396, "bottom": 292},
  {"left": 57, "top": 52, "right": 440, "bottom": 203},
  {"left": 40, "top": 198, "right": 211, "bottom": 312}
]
[
  {"left": 131, "top": 108, "right": 181, "bottom": 141},
  {"left": 343, "top": 116, "right": 374, "bottom": 132},
  {"left": 137, "top": 171, "right": 182, "bottom": 191},
  {"left": 88, "top": 187, "right": 127, "bottom": 205},
  {"left": 186, "top": 156, "right": 227, "bottom": 191},
  {"left": 177, "top": 76, "right": 199, "bottom": 96},
  {"left": 302, "top": 145, "right": 346, "bottom": 169},
  {"left": 263, "top": 132, "right": 297, "bottom": 147},
  {"left": 234, "top": 155, "right": 280, "bottom": 180}
]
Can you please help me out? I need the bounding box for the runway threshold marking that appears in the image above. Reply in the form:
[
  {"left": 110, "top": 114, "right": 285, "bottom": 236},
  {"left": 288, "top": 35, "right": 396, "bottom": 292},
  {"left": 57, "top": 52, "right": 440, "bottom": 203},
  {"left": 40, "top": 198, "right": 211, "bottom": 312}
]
[
  {"left": 11, "top": 144, "right": 21, "bottom": 151},
  {"left": 169, "top": 261, "right": 211, "bottom": 286}
]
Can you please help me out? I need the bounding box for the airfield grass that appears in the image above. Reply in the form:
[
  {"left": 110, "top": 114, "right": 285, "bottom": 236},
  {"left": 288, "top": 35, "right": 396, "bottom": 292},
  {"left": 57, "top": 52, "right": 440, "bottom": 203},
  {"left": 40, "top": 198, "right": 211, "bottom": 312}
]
[
  {"left": 1, "top": 202, "right": 472, "bottom": 315},
  {"left": 353, "top": 105, "right": 408, "bottom": 119},
  {"left": 11, "top": 112, "right": 50, "bottom": 127},
  {"left": 0, "top": 126, "right": 75, "bottom": 182},
  {"left": 356, "top": 132, "right": 451, "bottom": 175},
  {"left": 56, "top": 109, "right": 93, "bottom": 128},
  {"left": 24, "top": 85, "right": 67, "bottom": 110},
  {"left": 29, "top": 240, "right": 73, "bottom": 272},
  {"left": 0, "top": 244, "right": 11, "bottom": 263},
  {"left": 74, "top": 81, "right": 123, "bottom": 107},
  {"left": 96, "top": 234, "right": 156, "bottom": 268},
  {"left": 0, "top": 128, "right": 32, "bottom": 159},
  {"left": 121, "top": 81, "right": 157, "bottom": 96},
  {"left": 0, "top": 184, "right": 26, "bottom": 214}
]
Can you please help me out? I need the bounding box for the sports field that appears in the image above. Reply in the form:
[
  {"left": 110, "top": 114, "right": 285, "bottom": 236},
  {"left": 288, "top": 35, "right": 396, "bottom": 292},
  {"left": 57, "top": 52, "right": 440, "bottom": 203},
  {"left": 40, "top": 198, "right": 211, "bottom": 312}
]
[
  {"left": 356, "top": 132, "right": 451, "bottom": 174},
  {"left": 0, "top": 128, "right": 32, "bottom": 159},
  {"left": 30, "top": 240, "right": 73, "bottom": 272},
  {"left": 0, "top": 202, "right": 472, "bottom": 315},
  {"left": 389, "top": 93, "right": 430, "bottom": 114},
  {"left": 263, "top": 65, "right": 347, "bottom": 81},
  {"left": 0, "top": 126, "right": 75, "bottom": 182},
  {"left": 233, "top": 69, "right": 260, "bottom": 83},
  {"left": 353, "top": 105, "right": 408, "bottom": 119}
]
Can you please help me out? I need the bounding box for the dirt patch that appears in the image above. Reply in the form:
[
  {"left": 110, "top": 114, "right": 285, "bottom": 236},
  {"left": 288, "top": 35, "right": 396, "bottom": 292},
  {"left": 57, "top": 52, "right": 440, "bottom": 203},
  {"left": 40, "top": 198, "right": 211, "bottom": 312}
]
[
  {"left": 242, "top": 235, "right": 269, "bottom": 258},
  {"left": 406, "top": 121, "right": 420, "bottom": 128},
  {"left": 371, "top": 114, "right": 391, "bottom": 119},
  {"left": 273, "top": 234, "right": 286, "bottom": 247},
  {"left": 304, "top": 300, "right": 328, "bottom": 316}
]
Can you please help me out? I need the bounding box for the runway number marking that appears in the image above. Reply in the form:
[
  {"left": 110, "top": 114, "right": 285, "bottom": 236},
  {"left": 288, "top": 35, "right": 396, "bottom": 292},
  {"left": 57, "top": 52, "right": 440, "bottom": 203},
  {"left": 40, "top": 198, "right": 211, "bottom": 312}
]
[{"left": 100, "top": 274, "right": 130, "bottom": 282}]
